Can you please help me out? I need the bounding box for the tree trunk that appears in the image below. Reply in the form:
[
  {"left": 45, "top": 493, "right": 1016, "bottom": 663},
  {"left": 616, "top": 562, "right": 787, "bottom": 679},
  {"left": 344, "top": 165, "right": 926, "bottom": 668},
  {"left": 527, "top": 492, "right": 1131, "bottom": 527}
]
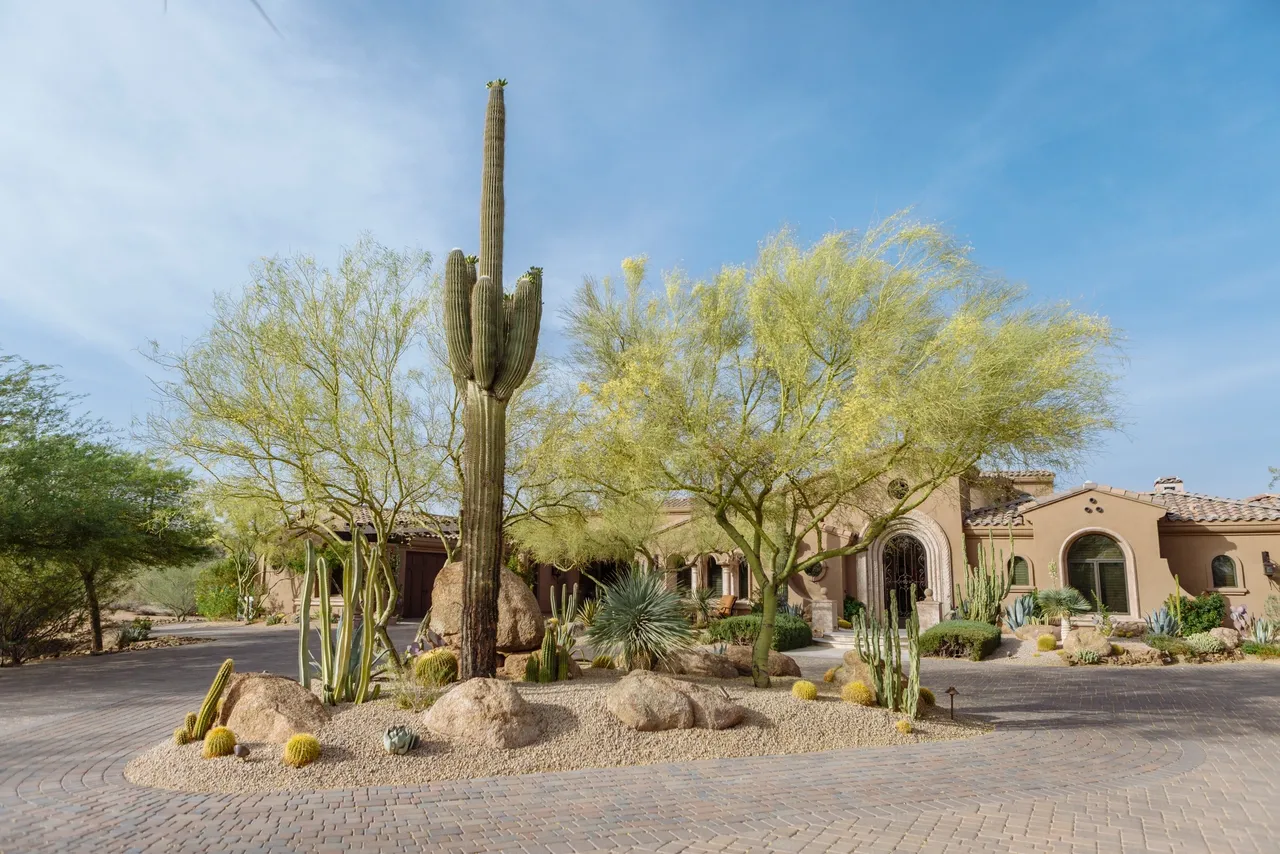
[
  {"left": 459, "top": 383, "right": 507, "bottom": 680},
  {"left": 752, "top": 581, "right": 778, "bottom": 688},
  {"left": 82, "top": 569, "right": 103, "bottom": 653}
]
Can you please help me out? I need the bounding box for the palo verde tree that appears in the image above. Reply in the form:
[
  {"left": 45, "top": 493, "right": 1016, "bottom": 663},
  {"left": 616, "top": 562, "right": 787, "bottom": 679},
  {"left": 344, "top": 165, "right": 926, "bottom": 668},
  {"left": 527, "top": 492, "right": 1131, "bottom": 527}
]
[
  {"left": 564, "top": 215, "right": 1121, "bottom": 686},
  {"left": 147, "top": 235, "right": 442, "bottom": 679},
  {"left": 442, "top": 80, "right": 544, "bottom": 679}
]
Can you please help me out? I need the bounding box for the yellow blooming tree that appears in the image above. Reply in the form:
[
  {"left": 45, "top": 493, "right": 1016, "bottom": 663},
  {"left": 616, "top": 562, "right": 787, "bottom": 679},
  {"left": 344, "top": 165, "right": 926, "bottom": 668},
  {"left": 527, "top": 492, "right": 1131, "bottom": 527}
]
[{"left": 563, "top": 214, "right": 1121, "bottom": 686}]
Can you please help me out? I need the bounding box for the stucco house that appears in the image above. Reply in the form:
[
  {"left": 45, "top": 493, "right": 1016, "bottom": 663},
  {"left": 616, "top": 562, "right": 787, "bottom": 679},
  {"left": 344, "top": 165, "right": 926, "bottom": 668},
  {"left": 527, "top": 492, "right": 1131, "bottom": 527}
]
[{"left": 263, "top": 471, "right": 1280, "bottom": 631}]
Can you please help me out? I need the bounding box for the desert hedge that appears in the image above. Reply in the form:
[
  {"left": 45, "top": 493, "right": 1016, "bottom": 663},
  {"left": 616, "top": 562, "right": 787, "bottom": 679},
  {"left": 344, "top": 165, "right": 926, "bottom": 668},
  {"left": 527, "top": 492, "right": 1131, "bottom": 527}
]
[
  {"left": 919, "top": 619, "right": 1001, "bottom": 661},
  {"left": 706, "top": 613, "right": 812, "bottom": 651}
]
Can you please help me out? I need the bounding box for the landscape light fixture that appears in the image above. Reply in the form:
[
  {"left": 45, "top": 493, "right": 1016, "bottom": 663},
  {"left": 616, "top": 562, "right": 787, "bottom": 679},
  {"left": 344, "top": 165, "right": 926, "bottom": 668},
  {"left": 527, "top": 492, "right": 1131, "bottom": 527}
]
[{"left": 945, "top": 686, "right": 959, "bottom": 720}]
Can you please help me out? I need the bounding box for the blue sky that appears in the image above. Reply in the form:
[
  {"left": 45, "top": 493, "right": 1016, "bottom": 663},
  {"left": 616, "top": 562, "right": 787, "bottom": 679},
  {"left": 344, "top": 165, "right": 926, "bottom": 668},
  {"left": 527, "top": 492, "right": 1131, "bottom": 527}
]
[{"left": 0, "top": 1, "right": 1276, "bottom": 498}]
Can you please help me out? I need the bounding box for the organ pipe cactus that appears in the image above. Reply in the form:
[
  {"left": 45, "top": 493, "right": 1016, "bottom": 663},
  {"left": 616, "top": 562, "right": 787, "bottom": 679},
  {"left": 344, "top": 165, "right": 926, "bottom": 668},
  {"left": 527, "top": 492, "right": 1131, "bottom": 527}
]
[
  {"left": 302, "top": 533, "right": 388, "bottom": 704},
  {"left": 444, "top": 79, "right": 544, "bottom": 679},
  {"left": 854, "top": 586, "right": 922, "bottom": 716},
  {"left": 955, "top": 530, "right": 1014, "bottom": 625}
]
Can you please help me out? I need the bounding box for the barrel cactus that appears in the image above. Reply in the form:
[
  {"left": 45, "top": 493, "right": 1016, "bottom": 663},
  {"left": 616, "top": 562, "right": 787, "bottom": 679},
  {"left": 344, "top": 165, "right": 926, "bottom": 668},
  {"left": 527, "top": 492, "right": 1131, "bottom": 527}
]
[
  {"left": 444, "top": 79, "right": 544, "bottom": 679},
  {"left": 590, "top": 653, "right": 615, "bottom": 670},
  {"left": 173, "top": 725, "right": 192, "bottom": 746},
  {"left": 791, "top": 680, "right": 818, "bottom": 701},
  {"left": 283, "top": 733, "right": 321, "bottom": 768},
  {"left": 202, "top": 726, "right": 236, "bottom": 759},
  {"left": 841, "top": 681, "right": 876, "bottom": 707},
  {"left": 412, "top": 648, "right": 458, "bottom": 687},
  {"left": 382, "top": 725, "right": 421, "bottom": 755}
]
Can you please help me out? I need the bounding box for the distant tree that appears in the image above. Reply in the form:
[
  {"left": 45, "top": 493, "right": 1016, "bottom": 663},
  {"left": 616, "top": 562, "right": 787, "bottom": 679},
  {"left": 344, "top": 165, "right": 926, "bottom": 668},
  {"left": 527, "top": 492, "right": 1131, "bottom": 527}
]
[
  {"left": 0, "top": 557, "right": 85, "bottom": 665},
  {"left": 134, "top": 561, "right": 204, "bottom": 619},
  {"left": 563, "top": 216, "right": 1121, "bottom": 686}
]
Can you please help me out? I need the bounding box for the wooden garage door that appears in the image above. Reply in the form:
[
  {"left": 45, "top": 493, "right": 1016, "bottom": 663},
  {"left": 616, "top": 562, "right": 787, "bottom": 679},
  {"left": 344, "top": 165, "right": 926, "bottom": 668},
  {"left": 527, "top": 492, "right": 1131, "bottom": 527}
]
[{"left": 402, "top": 551, "right": 446, "bottom": 619}]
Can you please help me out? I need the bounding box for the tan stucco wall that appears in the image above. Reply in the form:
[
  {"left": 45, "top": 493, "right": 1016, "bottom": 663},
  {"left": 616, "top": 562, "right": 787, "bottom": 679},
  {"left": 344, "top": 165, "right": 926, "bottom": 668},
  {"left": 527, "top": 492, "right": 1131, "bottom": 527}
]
[{"left": 1158, "top": 525, "right": 1280, "bottom": 616}]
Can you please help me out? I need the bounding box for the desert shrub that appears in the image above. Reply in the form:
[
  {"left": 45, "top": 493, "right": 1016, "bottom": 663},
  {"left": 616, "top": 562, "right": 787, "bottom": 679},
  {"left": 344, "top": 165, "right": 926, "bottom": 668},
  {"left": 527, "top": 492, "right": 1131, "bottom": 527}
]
[
  {"left": 841, "top": 680, "right": 876, "bottom": 706},
  {"left": 0, "top": 558, "right": 85, "bottom": 665},
  {"left": 1074, "top": 649, "right": 1102, "bottom": 665},
  {"left": 843, "top": 596, "right": 865, "bottom": 622},
  {"left": 1146, "top": 634, "right": 1193, "bottom": 657},
  {"left": 133, "top": 562, "right": 202, "bottom": 619},
  {"left": 895, "top": 718, "right": 913, "bottom": 734},
  {"left": 822, "top": 666, "right": 839, "bottom": 683},
  {"left": 264, "top": 613, "right": 284, "bottom": 626},
  {"left": 705, "top": 613, "right": 812, "bottom": 651},
  {"left": 1183, "top": 631, "right": 1226, "bottom": 655},
  {"left": 1178, "top": 593, "right": 1227, "bottom": 635},
  {"left": 119, "top": 617, "right": 152, "bottom": 645},
  {"left": 587, "top": 568, "right": 693, "bottom": 669},
  {"left": 412, "top": 648, "right": 458, "bottom": 686},
  {"left": 195, "top": 558, "right": 239, "bottom": 620},
  {"left": 919, "top": 620, "right": 1001, "bottom": 661},
  {"left": 1036, "top": 633, "right": 1057, "bottom": 651},
  {"left": 1109, "top": 643, "right": 1123, "bottom": 656},
  {"left": 1241, "top": 641, "right": 1280, "bottom": 659},
  {"left": 918, "top": 686, "right": 935, "bottom": 707},
  {"left": 791, "top": 680, "right": 818, "bottom": 701}
]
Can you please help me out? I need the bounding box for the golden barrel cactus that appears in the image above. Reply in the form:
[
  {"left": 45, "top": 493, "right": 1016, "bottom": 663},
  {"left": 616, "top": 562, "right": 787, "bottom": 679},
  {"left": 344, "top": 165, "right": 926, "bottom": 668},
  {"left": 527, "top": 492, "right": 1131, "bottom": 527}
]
[
  {"left": 202, "top": 726, "right": 236, "bottom": 759},
  {"left": 841, "top": 680, "right": 876, "bottom": 707},
  {"left": 283, "top": 733, "right": 321, "bottom": 768},
  {"left": 791, "top": 680, "right": 818, "bottom": 701}
]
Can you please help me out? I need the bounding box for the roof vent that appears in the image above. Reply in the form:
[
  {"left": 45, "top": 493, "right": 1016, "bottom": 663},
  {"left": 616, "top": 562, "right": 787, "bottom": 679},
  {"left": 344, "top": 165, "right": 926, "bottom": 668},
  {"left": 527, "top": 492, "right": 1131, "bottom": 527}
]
[
  {"left": 1154, "top": 476, "right": 1185, "bottom": 494},
  {"left": 1082, "top": 480, "right": 1096, "bottom": 487}
]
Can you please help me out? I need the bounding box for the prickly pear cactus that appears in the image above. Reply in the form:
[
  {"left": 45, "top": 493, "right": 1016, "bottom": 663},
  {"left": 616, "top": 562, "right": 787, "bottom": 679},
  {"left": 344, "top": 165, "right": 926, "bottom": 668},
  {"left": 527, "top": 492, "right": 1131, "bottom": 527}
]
[{"left": 444, "top": 79, "right": 544, "bottom": 679}]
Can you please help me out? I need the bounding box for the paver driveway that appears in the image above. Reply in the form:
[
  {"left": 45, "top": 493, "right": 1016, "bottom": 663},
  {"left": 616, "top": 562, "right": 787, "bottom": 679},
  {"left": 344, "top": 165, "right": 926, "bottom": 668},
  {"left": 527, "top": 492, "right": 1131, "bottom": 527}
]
[{"left": 1, "top": 625, "right": 1278, "bottom": 854}]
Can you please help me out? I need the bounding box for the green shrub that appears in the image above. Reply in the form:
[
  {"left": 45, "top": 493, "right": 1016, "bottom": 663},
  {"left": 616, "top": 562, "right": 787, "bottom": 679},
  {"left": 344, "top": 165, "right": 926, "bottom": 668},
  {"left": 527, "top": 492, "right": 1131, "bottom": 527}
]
[
  {"left": 119, "top": 617, "right": 152, "bottom": 645},
  {"left": 0, "top": 558, "right": 86, "bottom": 665},
  {"left": 1146, "top": 634, "right": 1192, "bottom": 657},
  {"left": 919, "top": 620, "right": 1001, "bottom": 661},
  {"left": 1177, "top": 593, "right": 1227, "bottom": 635},
  {"left": 843, "top": 596, "right": 865, "bottom": 622},
  {"left": 705, "top": 613, "right": 813, "bottom": 651},
  {"left": 1241, "top": 641, "right": 1280, "bottom": 659},
  {"left": 195, "top": 558, "right": 239, "bottom": 620},
  {"left": 1074, "top": 649, "right": 1102, "bottom": 665}
]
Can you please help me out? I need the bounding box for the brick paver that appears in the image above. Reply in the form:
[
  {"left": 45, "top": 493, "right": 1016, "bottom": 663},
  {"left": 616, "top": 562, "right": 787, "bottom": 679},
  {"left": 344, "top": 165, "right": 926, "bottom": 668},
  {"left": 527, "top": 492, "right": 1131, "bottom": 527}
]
[{"left": 1, "top": 626, "right": 1277, "bottom": 853}]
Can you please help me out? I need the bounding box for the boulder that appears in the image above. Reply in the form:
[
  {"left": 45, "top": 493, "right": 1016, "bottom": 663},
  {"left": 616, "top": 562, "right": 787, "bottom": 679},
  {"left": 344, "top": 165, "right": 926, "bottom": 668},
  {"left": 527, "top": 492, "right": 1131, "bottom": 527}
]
[
  {"left": 840, "top": 649, "right": 882, "bottom": 692},
  {"left": 423, "top": 678, "right": 540, "bottom": 748},
  {"left": 1014, "top": 624, "right": 1059, "bottom": 642},
  {"left": 1120, "top": 645, "right": 1169, "bottom": 666},
  {"left": 428, "top": 562, "right": 544, "bottom": 652},
  {"left": 657, "top": 649, "right": 740, "bottom": 679},
  {"left": 1064, "top": 628, "right": 1112, "bottom": 658},
  {"left": 501, "top": 651, "right": 583, "bottom": 681},
  {"left": 1209, "top": 627, "right": 1241, "bottom": 650},
  {"left": 605, "top": 670, "right": 744, "bottom": 731},
  {"left": 723, "top": 645, "right": 802, "bottom": 677},
  {"left": 218, "top": 673, "right": 331, "bottom": 743}
]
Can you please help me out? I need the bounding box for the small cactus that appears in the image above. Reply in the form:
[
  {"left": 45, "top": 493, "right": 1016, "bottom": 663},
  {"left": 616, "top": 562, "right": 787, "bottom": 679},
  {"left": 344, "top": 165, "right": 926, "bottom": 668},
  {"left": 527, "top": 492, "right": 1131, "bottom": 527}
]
[
  {"left": 283, "top": 733, "right": 321, "bottom": 768},
  {"left": 590, "top": 653, "right": 615, "bottom": 670},
  {"left": 523, "top": 652, "right": 540, "bottom": 681},
  {"left": 183, "top": 712, "right": 197, "bottom": 735},
  {"left": 202, "top": 726, "right": 236, "bottom": 759},
  {"left": 382, "top": 725, "right": 421, "bottom": 755},
  {"left": 173, "top": 725, "right": 192, "bottom": 746},
  {"left": 791, "top": 680, "right": 818, "bottom": 701},
  {"left": 895, "top": 718, "right": 914, "bottom": 735},
  {"left": 413, "top": 648, "right": 459, "bottom": 687},
  {"left": 822, "top": 666, "right": 839, "bottom": 683},
  {"left": 1037, "top": 633, "right": 1057, "bottom": 651},
  {"left": 194, "top": 659, "right": 234, "bottom": 739},
  {"left": 841, "top": 681, "right": 876, "bottom": 707},
  {"left": 918, "top": 686, "right": 936, "bottom": 707}
]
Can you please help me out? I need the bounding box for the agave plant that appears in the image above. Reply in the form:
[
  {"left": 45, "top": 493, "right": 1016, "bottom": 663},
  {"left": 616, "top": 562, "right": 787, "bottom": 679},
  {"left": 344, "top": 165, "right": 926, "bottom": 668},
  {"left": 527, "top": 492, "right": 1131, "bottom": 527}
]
[
  {"left": 1003, "top": 592, "right": 1038, "bottom": 631},
  {"left": 586, "top": 567, "right": 694, "bottom": 670},
  {"left": 1253, "top": 619, "right": 1276, "bottom": 644},
  {"left": 1145, "top": 604, "right": 1179, "bottom": 637},
  {"left": 575, "top": 598, "right": 600, "bottom": 628},
  {"left": 1036, "top": 587, "right": 1091, "bottom": 632},
  {"left": 382, "top": 725, "right": 421, "bottom": 755}
]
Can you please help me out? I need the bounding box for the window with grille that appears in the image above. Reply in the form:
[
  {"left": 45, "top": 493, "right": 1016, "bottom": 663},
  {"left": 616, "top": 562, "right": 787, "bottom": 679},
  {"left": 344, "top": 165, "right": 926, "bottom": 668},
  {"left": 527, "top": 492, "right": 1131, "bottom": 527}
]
[
  {"left": 1066, "top": 534, "right": 1128, "bottom": 613},
  {"left": 1211, "top": 555, "right": 1238, "bottom": 588}
]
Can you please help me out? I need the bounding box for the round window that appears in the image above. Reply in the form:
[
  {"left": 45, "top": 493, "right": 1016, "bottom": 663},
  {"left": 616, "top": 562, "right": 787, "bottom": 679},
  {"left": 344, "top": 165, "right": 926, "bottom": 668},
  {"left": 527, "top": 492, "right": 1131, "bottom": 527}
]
[{"left": 888, "top": 478, "right": 909, "bottom": 501}]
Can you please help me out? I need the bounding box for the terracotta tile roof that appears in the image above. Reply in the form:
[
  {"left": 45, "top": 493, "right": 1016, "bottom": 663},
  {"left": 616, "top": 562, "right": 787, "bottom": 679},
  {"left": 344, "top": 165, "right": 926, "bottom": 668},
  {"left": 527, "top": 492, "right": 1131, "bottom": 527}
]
[
  {"left": 323, "top": 507, "right": 459, "bottom": 539},
  {"left": 1245, "top": 493, "right": 1280, "bottom": 508},
  {"left": 977, "top": 469, "right": 1055, "bottom": 479},
  {"left": 965, "top": 485, "right": 1280, "bottom": 526},
  {"left": 1153, "top": 492, "right": 1280, "bottom": 523}
]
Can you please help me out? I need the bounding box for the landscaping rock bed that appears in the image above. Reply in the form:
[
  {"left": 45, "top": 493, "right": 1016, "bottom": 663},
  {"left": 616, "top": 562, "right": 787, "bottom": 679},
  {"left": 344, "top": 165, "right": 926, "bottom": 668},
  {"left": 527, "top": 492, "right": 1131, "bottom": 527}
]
[{"left": 125, "top": 668, "right": 985, "bottom": 793}]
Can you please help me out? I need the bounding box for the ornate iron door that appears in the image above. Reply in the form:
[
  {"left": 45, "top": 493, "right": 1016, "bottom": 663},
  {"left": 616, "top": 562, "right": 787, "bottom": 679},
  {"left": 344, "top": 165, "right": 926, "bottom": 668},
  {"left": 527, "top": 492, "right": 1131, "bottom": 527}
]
[{"left": 882, "top": 534, "right": 927, "bottom": 616}]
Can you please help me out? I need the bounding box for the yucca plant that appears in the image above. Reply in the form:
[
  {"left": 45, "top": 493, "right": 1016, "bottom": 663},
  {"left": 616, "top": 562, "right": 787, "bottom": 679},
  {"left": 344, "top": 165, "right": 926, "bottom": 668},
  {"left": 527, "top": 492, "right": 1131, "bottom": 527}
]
[
  {"left": 1036, "top": 587, "right": 1090, "bottom": 634},
  {"left": 575, "top": 598, "right": 600, "bottom": 628},
  {"left": 586, "top": 567, "right": 694, "bottom": 670},
  {"left": 683, "top": 586, "right": 717, "bottom": 627}
]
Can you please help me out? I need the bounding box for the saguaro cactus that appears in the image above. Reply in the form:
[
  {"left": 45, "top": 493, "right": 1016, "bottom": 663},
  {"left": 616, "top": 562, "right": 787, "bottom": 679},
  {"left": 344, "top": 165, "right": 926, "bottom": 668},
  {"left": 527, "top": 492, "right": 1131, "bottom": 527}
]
[{"left": 444, "top": 79, "right": 544, "bottom": 679}]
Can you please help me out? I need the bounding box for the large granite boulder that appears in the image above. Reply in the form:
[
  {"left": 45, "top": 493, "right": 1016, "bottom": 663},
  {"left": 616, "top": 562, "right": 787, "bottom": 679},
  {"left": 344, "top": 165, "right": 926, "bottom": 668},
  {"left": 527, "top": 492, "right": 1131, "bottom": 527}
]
[
  {"left": 218, "top": 673, "right": 331, "bottom": 743},
  {"left": 1064, "top": 628, "right": 1112, "bottom": 658},
  {"left": 723, "top": 645, "right": 802, "bottom": 678},
  {"left": 428, "top": 562, "right": 544, "bottom": 652},
  {"left": 501, "top": 651, "right": 583, "bottom": 681},
  {"left": 657, "top": 649, "right": 740, "bottom": 679},
  {"left": 605, "top": 670, "right": 744, "bottom": 731},
  {"left": 423, "top": 678, "right": 540, "bottom": 748},
  {"left": 1209, "top": 627, "right": 1241, "bottom": 651}
]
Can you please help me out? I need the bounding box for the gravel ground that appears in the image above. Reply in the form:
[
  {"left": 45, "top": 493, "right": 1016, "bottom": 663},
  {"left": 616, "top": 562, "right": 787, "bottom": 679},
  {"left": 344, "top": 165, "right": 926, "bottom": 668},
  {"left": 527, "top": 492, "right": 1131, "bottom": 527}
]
[{"left": 125, "top": 669, "right": 988, "bottom": 793}]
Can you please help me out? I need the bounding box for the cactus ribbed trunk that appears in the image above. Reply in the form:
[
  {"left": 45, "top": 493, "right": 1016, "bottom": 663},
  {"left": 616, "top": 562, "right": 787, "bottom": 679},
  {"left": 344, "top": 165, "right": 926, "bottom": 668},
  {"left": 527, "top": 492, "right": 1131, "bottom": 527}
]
[{"left": 460, "top": 387, "right": 507, "bottom": 678}]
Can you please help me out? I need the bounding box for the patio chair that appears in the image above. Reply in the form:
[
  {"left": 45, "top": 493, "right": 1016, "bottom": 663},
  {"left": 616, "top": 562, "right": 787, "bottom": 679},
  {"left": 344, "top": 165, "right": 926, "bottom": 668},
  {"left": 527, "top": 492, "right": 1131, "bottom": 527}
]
[{"left": 713, "top": 594, "right": 736, "bottom": 618}]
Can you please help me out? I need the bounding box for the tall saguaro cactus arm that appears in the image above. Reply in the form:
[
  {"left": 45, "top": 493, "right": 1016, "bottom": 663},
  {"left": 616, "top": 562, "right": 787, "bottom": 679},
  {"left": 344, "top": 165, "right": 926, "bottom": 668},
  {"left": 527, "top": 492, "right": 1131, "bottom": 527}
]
[{"left": 445, "top": 79, "right": 545, "bottom": 680}]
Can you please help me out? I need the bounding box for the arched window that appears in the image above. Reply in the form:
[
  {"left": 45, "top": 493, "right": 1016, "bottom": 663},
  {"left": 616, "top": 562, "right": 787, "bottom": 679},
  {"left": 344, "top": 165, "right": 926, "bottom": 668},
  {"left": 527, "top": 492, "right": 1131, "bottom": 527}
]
[
  {"left": 706, "top": 557, "right": 723, "bottom": 595},
  {"left": 1007, "top": 556, "right": 1030, "bottom": 587},
  {"left": 1211, "top": 555, "right": 1238, "bottom": 588},
  {"left": 1066, "top": 534, "right": 1128, "bottom": 613}
]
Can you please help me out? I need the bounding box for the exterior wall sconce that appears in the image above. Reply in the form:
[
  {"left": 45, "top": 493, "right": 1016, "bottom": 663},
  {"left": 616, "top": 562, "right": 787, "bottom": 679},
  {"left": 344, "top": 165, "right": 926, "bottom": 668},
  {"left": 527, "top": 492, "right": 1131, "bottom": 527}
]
[{"left": 1264, "top": 551, "right": 1276, "bottom": 577}]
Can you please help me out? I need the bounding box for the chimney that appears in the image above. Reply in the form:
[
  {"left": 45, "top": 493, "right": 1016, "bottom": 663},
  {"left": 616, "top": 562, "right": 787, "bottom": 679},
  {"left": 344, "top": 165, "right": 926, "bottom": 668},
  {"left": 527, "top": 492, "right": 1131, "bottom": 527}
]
[{"left": 1154, "top": 476, "right": 1185, "bottom": 494}]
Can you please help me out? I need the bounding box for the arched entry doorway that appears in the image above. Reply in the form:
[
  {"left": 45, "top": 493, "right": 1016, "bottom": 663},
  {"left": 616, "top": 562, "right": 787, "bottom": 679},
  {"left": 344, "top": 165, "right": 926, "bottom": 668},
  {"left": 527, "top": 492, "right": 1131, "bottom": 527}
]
[{"left": 882, "top": 534, "right": 927, "bottom": 616}]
